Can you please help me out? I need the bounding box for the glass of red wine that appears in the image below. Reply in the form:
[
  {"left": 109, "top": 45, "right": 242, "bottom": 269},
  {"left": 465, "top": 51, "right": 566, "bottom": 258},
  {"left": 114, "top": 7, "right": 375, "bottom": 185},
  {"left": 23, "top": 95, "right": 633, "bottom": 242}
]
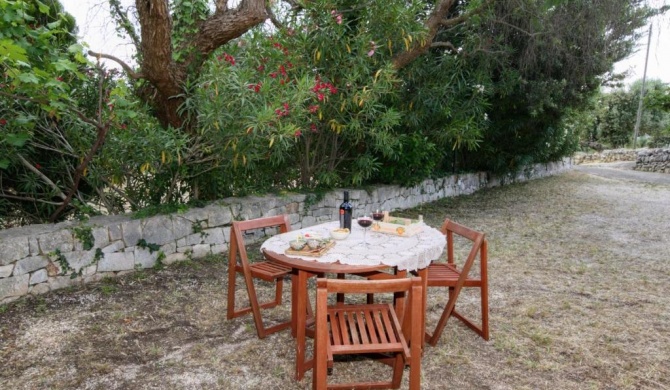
[
  {"left": 372, "top": 209, "right": 384, "bottom": 230},
  {"left": 357, "top": 215, "right": 373, "bottom": 247}
]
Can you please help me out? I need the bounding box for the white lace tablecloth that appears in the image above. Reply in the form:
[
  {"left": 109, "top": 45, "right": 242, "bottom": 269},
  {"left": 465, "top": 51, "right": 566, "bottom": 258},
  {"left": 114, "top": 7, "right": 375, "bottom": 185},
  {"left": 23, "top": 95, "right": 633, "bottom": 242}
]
[{"left": 261, "top": 220, "right": 446, "bottom": 272}]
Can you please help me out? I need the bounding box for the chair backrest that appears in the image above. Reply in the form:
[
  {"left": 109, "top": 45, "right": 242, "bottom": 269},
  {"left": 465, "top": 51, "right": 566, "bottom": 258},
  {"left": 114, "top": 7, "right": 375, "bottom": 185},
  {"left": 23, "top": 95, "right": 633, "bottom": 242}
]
[
  {"left": 440, "top": 218, "right": 486, "bottom": 277},
  {"left": 316, "top": 277, "right": 423, "bottom": 347},
  {"left": 230, "top": 215, "right": 291, "bottom": 264}
]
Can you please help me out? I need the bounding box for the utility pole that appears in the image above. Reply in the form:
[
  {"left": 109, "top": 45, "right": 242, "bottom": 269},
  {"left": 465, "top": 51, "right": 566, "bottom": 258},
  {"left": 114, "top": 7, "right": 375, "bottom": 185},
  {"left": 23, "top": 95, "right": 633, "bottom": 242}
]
[{"left": 633, "top": 23, "right": 652, "bottom": 149}]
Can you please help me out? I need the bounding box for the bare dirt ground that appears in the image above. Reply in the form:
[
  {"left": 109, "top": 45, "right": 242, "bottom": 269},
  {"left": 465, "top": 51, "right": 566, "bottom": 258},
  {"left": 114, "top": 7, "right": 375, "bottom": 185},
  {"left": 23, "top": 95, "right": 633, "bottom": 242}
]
[{"left": 1, "top": 167, "right": 669, "bottom": 390}]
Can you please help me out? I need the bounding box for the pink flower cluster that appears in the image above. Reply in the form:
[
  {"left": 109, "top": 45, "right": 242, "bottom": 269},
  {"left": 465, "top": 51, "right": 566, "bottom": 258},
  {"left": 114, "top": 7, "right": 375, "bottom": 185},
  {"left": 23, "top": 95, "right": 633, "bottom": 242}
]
[
  {"left": 331, "top": 10, "right": 343, "bottom": 25},
  {"left": 247, "top": 83, "right": 262, "bottom": 93},
  {"left": 275, "top": 102, "right": 290, "bottom": 118},
  {"left": 217, "top": 53, "right": 236, "bottom": 65},
  {"left": 272, "top": 42, "right": 290, "bottom": 56},
  {"left": 312, "top": 80, "right": 338, "bottom": 101}
]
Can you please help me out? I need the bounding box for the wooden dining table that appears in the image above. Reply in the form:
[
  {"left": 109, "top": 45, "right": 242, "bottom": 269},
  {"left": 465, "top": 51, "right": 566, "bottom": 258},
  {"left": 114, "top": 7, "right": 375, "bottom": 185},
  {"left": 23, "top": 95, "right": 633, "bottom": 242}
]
[{"left": 261, "top": 220, "right": 446, "bottom": 380}]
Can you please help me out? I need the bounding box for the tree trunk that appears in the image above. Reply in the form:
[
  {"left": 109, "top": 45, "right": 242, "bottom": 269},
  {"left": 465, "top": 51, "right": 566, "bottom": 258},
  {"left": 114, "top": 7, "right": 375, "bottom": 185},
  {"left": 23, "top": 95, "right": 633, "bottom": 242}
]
[{"left": 134, "top": 0, "right": 267, "bottom": 131}]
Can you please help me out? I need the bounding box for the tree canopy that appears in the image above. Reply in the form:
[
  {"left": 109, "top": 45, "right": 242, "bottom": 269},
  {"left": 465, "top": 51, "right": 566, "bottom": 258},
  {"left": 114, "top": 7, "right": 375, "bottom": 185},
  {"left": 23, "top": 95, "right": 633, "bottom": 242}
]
[{"left": 0, "top": 0, "right": 661, "bottom": 227}]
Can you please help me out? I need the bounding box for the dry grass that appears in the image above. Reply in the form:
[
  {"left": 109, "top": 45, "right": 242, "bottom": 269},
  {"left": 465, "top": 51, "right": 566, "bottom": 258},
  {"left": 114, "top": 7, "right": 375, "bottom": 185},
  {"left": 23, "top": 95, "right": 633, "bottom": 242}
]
[{"left": 1, "top": 170, "right": 669, "bottom": 389}]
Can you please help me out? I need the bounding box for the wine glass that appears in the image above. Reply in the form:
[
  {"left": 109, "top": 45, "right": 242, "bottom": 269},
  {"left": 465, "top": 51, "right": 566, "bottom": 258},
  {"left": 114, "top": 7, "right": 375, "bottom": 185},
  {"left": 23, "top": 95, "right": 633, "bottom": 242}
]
[
  {"left": 357, "top": 215, "right": 373, "bottom": 247},
  {"left": 372, "top": 209, "right": 384, "bottom": 230}
]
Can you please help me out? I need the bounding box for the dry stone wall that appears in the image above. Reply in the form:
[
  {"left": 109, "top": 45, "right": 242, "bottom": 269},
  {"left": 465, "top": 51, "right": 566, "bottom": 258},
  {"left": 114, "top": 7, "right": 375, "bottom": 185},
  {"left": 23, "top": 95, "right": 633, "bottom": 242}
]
[
  {"left": 573, "top": 149, "right": 639, "bottom": 164},
  {"left": 634, "top": 148, "right": 670, "bottom": 173},
  {"left": 0, "top": 159, "right": 571, "bottom": 303}
]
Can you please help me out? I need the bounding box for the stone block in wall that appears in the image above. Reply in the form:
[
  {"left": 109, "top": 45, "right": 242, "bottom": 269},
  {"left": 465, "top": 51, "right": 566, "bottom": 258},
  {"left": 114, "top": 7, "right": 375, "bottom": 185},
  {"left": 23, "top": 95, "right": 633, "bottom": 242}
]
[
  {"left": 109, "top": 223, "right": 123, "bottom": 241},
  {"left": 135, "top": 247, "right": 158, "bottom": 269},
  {"left": 207, "top": 204, "right": 233, "bottom": 227},
  {"left": 182, "top": 233, "right": 205, "bottom": 246},
  {"left": 142, "top": 217, "right": 174, "bottom": 245},
  {"left": 82, "top": 265, "right": 97, "bottom": 277},
  {"left": 13, "top": 255, "right": 48, "bottom": 276},
  {"left": 0, "top": 264, "right": 14, "bottom": 278},
  {"left": 29, "top": 238, "right": 39, "bottom": 256},
  {"left": 30, "top": 269, "right": 48, "bottom": 285},
  {"left": 164, "top": 252, "right": 187, "bottom": 265},
  {"left": 122, "top": 219, "right": 143, "bottom": 247},
  {"left": 284, "top": 201, "right": 301, "bottom": 215},
  {"left": 211, "top": 244, "right": 227, "bottom": 255},
  {"left": 98, "top": 252, "right": 135, "bottom": 272},
  {"left": 301, "top": 215, "right": 317, "bottom": 228},
  {"left": 102, "top": 240, "right": 125, "bottom": 254},
  {"left": 236, "top": 198, "right": 264, "bottom": 221},
  {"left": 191, "top": 244, "right": 211, "bottom": 259},
  {"left": 172, "top": 217, "right": 194, "bottom": 240},
  {"left": 0, "top": 274, "right": 30, "bottom": 299},
  {"left": 312, "top": 215, "right": 329, "bottom": 224},
  {"left": 181, "top": 207, "right": 210, "bottom": 226},
  {"left": 222, "top": 227, "right": 231, "bottom": 244},
  {"left": 311, "top": 207, "right": 333, "bottom": 218},
  {"left": 92, "top": 226, "right": 110, "bottom": 249},
  {"left": 176, "top": 246, "right": 191, "bottom": 254},
  {"left": 161, "top": 242, "right": 176, "bottom": 256},
  {"left": 38, "top": 230, "right": 73, "bottom": 253},
  {"left": 48, "top": 275, "right": 77, "bottom": 291},
  {"left": 67, "top": 250, "right": 95, "bottom": 272},
  {"left": 202, "top": 227, "right": 225, "bottom": 245},
  {"left": 0, "top": 237, "right": 30, "bottom": 266},
  {"left": 29, "top": 282, "right": 50, "bottom": 296}
]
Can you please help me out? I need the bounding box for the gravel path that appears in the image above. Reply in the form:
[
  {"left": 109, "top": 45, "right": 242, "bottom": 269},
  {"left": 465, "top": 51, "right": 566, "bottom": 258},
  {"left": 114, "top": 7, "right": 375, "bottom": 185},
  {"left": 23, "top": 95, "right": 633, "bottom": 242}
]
[{"left": 574, "top": 161, "right": 670, "bottom": 184}]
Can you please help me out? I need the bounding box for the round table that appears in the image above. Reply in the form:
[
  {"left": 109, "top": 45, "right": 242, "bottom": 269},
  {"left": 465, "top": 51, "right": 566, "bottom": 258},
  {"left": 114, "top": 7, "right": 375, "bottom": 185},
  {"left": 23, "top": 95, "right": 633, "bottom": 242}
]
[{"left": 261, "top": 220, "right": 446, "bottom": 380}]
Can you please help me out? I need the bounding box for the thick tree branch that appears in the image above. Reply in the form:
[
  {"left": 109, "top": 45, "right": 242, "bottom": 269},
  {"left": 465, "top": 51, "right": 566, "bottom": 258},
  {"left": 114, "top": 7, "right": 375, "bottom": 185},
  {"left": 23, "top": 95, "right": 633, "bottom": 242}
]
[
  {"left": 88, "top": 51, "right": 144, "bottom": 79},
  {"left": 0, "top": 193, "right": 64, "bottom": 206},
  {"left": 16, "top": 154, "right": 68, "bottom": 200},
  {"left": 49, "top": 122, "right": 111, "bottom": 222},
  {"left": 193, "top": 0, "right": 267, "bottom": 58},
  {"left": 392, "top": 0, "right": 494, "bottom": 70}
]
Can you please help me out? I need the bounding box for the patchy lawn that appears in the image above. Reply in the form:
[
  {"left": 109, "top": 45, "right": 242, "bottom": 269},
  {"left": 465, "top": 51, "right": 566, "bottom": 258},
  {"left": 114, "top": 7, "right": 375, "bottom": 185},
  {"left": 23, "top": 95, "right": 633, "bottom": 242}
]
[{"left": 1, "top": 170, "right": 669, "bottom": 389}]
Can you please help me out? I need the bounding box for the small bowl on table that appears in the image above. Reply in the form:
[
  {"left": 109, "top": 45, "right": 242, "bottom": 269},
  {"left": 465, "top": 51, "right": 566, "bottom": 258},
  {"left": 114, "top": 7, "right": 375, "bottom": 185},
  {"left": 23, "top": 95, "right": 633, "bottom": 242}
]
[
  {"left": 330, "top": 228, "right": 350, "bottom": 240},
  {"left": 307, "top": 238, "right": 322, "bottom": 250},
  {"left": 289, "top": 239, "right": 307, "bottom": 251}
]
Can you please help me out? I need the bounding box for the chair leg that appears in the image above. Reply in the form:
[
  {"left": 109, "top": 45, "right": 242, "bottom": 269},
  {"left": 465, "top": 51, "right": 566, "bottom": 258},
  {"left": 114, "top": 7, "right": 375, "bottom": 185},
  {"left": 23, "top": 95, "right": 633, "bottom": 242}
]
[
  {"left": 481, "top": 270, "right": 489, "bottom": 341},
  {"left": 274, "top": 277, "right": 283, "bottom": 306},
  {"left": 226, "top": 264, "right": 239, "bottom": 320},
  {"left": 428, "top": 287, "right": 459, "bottom": 346},
  {"left": 390, "top": 354, "right": 405, "bottom": 389},
  {"left": 242, "top": 270, "right": 268, "bottom": 339}
]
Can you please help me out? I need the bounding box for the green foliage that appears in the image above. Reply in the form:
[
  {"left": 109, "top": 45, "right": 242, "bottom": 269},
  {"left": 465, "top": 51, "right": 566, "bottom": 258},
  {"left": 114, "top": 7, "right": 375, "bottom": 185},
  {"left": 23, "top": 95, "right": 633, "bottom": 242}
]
[
  {"left": 154, "top": 251, "right": 166, "bottom": 270},
  {"left": 192, "top": 220, "right": 208, "bottom": 239},
  {"left": 136, "top": 239, "right": 161, "bottom": 253},
  {"left": 573, "top": 80, "right": 669, "bottom": 149},
  {"left": 191, "top": 0, "right": 426, "bottom": 195},
  {"left": 73, "top": 225, "right": 94, "bottom": 251},
  {"left": 48, "top": 248, "right": 81, "bottom": 279}
]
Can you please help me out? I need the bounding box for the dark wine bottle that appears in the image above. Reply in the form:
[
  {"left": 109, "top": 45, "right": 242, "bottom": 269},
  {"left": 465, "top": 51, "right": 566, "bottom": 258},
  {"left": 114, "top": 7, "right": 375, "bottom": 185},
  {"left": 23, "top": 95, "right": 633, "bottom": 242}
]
[{"left": 339, "top": 191, "right": 353, "bottom": 230}]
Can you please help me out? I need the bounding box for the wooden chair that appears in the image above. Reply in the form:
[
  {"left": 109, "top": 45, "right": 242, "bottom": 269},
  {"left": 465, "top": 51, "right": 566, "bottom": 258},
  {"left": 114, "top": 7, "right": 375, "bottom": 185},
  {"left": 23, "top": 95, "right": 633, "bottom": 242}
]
[
  {"left": 423, "top": 219, "right": 489, "bottom": 346},
  {"left": 313, "top": 277, "right": 423, "bottom": 390},
  {"left": 227, "top": 215, "right": 293, "bottom": 339}
]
